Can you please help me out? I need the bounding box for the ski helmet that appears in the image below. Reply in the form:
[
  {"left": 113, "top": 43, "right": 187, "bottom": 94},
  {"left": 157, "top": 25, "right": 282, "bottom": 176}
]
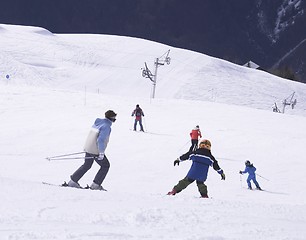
[
  {"left": 199, "top": 139, "right": 211, "bottom": 150},
  {"left": 105, "top": 110, "right": 117, "bottom": 122},
  {"left": 245, "top": 160, "right": 251, "bottom": 166}
]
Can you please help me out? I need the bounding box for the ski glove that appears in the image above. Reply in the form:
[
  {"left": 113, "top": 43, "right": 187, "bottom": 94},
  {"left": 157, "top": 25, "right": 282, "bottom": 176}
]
[
  {"left": 98, "top": 153, "right": 105, "bottom": 160},
  {"left": 221, "top": 172, "right": 226, "bottom": 180},
  {"left": 174, "top": 158, "right": 180, "bottom": 166},
  {"left": 239, "top": 171, "right": 243, "bottom": 174}
]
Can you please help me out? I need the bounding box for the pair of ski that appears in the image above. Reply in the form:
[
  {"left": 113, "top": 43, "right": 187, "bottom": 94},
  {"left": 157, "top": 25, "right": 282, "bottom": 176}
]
[
  {"left": 243, "top": 187, "right": 264, "bottom": 191},
  {"left": 42, "top": 181, "right": 107, "bottom": 191}
]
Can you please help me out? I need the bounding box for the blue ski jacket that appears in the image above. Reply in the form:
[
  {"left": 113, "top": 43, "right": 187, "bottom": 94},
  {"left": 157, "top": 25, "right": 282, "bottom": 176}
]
[
  {"left": 83, "top": 118, "right": 112, "bottom": 155},
  {"left": 179, "top": 148, "right": 224, "bottom": 182},
  {"left": 241, "top": 165, "right": 257, "bottom": 178}
]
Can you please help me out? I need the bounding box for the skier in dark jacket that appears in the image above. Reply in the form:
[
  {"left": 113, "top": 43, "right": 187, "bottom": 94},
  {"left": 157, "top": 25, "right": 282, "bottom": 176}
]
[
  {"left": 131, "top": 104, "right": 145, "bottom": 131},
  {"left": 239, "top": 160, "right": 262, "bottom": 190},
  {"left": 167, "top": 139, "right": 225, "bottom": 198}
]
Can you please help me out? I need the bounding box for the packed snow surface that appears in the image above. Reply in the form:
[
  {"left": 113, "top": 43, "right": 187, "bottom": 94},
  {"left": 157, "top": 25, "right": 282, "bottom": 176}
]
[{"left": 1, "top": 24, "right": 306, "bottom": 240}]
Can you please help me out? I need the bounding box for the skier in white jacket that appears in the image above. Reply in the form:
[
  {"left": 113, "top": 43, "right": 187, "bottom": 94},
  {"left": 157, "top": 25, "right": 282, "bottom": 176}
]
[{"left": 68, "top": 110, "right": 117, "bottom": 190}]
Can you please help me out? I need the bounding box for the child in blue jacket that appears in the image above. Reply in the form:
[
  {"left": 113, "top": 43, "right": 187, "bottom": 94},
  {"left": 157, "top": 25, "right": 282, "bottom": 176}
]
[
  {"left": 167, "top": 139, "right": 225, "bottom": 198},
  {"left": 239, "top": 160, "right": 262, "bottom": 190}
]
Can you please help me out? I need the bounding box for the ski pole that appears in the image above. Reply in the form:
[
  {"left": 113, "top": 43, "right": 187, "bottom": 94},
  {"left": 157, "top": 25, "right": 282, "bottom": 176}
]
[
  {"left": 256, "top": 173, "right": 270, "bottom": 181},
  {"left": 46, "top": 156, "right": 94, "bottom": 161},
  {"left": 239, "top": 173, "right": 242, "bottom": 188},
  {"left": 178, "top": 140, "right": 190, "bottom": 152},
  {"left": 130, "top": 116, "right": 134, "bottom": 130},
  {"left": 46, "top": 151, "right": 85, "bottom": 160},
  {"left": 143, "top": 117, "right": 147, "bottom": 131}
]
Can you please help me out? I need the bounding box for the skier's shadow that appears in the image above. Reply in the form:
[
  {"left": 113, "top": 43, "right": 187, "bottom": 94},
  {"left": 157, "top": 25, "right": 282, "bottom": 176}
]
[
  {"left": 145, "top": 131, "right": 173, "bottom": 136},
  {"left": 262, "top": 190, "right": 288, "bottom": 195}
]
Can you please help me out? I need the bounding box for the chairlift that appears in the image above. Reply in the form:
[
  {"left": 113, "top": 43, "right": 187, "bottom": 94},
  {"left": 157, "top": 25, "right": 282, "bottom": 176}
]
[
  {"left": 282, "top": 92, "right": 297, "bottom": 113},
  {"left": 141, "top": 62, "right": 154, "bottom": 82},
  {"left": 141, "top": 49, "right": 171, "bottom": 98},
  {"left": 272, "top": 103, "right": 281, "bottom": 113}
]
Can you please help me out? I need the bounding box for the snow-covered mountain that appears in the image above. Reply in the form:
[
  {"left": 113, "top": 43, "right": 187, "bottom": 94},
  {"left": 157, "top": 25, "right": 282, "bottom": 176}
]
[
  {"left": 1, "top": 24, "right": 306, "bottom": 240},
  {"left": 256, "top": 0, "right": 304, "bottom": 42},
  {"left": 1, "top": 1, "right": 306, "bottom": 82},
  {"left": 254, "top": 0, "right": 306, "bottom": 81},
  {"left": 1, "top": 23, "right": 306, "bottom": 116},
  {"left": 1, "top": 1, "right": 306, "bottom": 81}
]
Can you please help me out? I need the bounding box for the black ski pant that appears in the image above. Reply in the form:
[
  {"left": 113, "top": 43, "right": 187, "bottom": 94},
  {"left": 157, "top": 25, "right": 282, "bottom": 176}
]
[
  {"left": 70, "top": 152, "right": 110, "bottom": 185},
  {"left": 189, "top": 139, "right": 199, "bottom": 152},
  {"left": 173, "top": 177, "right": 208, "bottom": 197}
]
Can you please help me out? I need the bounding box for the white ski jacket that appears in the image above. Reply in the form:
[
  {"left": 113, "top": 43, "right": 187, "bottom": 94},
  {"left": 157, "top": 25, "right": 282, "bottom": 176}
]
[{"left": 83, "top": 118, "right": 112, "bottom": 155}]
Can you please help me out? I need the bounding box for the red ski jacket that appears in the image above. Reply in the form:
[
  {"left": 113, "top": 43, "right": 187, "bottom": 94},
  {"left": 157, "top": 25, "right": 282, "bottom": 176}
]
[{"left": 190, "top": 129, "right": 202, "bottom": 140}]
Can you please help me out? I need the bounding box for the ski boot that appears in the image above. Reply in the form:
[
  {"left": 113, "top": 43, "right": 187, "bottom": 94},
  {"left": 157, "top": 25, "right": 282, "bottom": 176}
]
[
  {"left": 90, "top": 182, "right": 107, "bottom": 191},
  {"left": 67, "top": 179, "right": 81, "bottom": 188},
  {"left": 167, "top": 189, "right": 177, "bottom": 195}
]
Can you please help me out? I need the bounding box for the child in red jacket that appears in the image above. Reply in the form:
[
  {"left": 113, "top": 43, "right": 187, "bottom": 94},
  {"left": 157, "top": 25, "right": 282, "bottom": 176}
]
[{"left": 189, "top": 125, "right": 202, "bottom": 151}]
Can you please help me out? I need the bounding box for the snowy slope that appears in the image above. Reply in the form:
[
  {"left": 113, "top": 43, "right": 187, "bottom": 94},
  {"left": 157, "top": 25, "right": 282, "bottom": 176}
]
[
  {"left": 1, "top": 24, "right": 306, "bottom": 115},
  {"left": 1, "top": 24, "right": 306, "bottom": 240}
]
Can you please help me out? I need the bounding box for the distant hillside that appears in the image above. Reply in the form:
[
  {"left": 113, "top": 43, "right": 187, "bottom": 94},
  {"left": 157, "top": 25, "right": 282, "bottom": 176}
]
[
  {"left": 0, "top": 0, "right": 305, "bottom": 81},
  {"left": 272, "top": 38, "right": 306, "bottom": 82},
  {"left": 1, "top": 23, "right": 306, "bottom": 117}
]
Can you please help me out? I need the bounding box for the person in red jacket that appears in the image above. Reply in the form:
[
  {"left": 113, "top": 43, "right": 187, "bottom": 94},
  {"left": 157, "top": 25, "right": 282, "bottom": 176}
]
[{"left": 189, "top": 125, "right": 202, "bottom": 151}]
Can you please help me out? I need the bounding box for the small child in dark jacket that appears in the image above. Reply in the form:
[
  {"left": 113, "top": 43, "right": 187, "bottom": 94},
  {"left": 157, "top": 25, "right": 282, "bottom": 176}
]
[
  {"left": 167, "top": 139, "right": 225, "bottom": 198},
  {"left": 131, "top": 104, "right": 145, "bottom": 131},
  {"left": 239, "top": 160, "right": 262, "bottom": 190}
]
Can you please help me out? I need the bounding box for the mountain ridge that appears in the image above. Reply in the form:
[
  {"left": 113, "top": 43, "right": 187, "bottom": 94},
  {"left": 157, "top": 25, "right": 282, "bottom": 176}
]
[
  {"left": 1, "top": 23, "right": 306, "bottom": 117},
  {"left": 0, "top": 1, "right": 305, "bottom": 81}
]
